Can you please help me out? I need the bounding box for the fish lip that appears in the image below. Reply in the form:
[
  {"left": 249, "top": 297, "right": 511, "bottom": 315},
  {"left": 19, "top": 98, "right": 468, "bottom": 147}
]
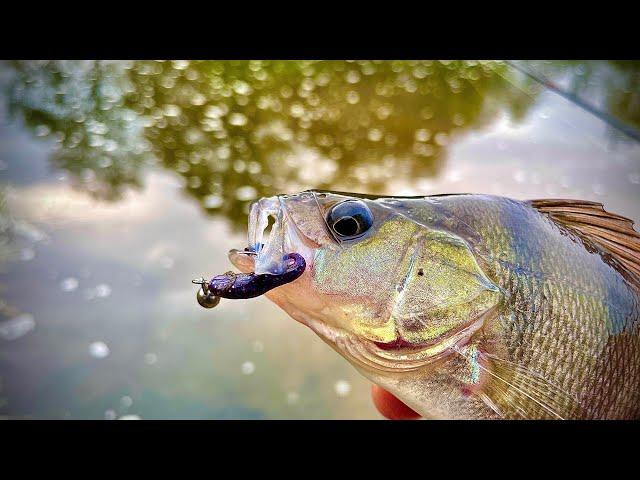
[
  {"left": 228, "top": 249, "right": 256, "bottom": 273},
  {"left": 229, "top": 195, "right": 318, "bottom": 274}
]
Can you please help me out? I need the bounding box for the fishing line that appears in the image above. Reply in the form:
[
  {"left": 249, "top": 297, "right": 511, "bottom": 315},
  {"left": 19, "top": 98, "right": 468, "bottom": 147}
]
[
  {"left": 506, "top": 60, "right": 640, "bottom": 143},
  {"left": 485, "top": 60, "right": 606, "bottom": 152}
]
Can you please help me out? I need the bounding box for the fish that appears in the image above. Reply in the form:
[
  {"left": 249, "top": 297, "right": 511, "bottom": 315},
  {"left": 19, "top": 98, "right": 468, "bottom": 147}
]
[{"left": 223, "top": 190, "right": 640, "bottom": 419}]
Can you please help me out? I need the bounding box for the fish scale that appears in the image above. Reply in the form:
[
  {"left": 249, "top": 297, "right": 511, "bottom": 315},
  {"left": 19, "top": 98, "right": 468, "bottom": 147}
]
[{"left": 475, "top": 200, "right": 639, "bottom": 418}]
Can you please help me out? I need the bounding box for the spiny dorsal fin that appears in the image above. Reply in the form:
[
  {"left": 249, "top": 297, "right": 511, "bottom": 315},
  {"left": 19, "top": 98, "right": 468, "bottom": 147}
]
[{"left": 529, "top": 199, "right": 640, "bottom": 279}]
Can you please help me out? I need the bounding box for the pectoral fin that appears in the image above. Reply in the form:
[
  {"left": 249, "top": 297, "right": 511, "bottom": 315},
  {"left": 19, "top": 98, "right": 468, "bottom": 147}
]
[
  {"left": 457, "top": 347, "right": 585, "bottom": 419},
  {"left": 482, "top": 354, "right": 586, "bottom": 419}
]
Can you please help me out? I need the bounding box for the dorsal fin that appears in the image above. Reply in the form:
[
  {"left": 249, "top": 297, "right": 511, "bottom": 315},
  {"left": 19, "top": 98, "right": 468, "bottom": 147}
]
[{"left": 529, "top": 199, "right": 640, "bottom": 279}]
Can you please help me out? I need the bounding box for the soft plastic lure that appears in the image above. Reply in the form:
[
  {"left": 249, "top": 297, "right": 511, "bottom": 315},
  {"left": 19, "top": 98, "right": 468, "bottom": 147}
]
[{"left": 192, "top": 251, "right": 305, "bottom": 308}]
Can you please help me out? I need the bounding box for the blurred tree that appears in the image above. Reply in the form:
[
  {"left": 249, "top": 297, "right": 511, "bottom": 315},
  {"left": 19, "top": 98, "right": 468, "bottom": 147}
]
[
  {"left": 4, "top": 61, "right": 150, "bottom": 201},
  {"left": 2, "top": 60, "right": 540, "bottom": 229}
]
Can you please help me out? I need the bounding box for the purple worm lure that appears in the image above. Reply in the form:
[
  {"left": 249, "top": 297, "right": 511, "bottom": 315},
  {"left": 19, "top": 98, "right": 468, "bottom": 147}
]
[{"left": 193, "top": 252, "right": 306, "bottom": 308}]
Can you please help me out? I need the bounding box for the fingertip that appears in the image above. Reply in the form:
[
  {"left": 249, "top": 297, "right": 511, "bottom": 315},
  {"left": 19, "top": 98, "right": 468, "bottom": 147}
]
[{"left": 371, "top": 384, "right": 421, "bottom": 420}]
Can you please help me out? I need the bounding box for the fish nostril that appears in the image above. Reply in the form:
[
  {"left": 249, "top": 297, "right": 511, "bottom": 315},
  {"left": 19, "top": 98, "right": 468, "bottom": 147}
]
[
  {"left": 252, "top": 200, "right": 288, "bottom": 275},
  {"left": 265, "top": 214, "right": 276, "bottom": 232},
  {"left": 256, "top": 214, "right": 276, "bottom": 252}
]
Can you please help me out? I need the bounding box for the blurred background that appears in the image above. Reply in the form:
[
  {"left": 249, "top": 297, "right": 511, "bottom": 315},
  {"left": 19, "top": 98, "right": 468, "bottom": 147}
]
[{"left": 0, "top": 60, "right": 638, "bottom": 419}]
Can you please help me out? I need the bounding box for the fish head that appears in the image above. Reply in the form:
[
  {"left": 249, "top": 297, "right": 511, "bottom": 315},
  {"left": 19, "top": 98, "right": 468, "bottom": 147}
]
[{"left": 229, "top": 190, "right": 502, "bottom": 381}]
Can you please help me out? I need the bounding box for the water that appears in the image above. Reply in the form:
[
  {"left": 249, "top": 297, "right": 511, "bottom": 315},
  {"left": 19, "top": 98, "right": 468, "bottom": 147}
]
[{"left": 0, "top": 60, "right": 638, "bottom": 419}]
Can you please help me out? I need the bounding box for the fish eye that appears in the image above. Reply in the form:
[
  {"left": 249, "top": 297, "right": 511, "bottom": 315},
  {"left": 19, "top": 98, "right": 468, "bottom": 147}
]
[{"left": 327, "top": 200, "right": 374, "bottom": 239}]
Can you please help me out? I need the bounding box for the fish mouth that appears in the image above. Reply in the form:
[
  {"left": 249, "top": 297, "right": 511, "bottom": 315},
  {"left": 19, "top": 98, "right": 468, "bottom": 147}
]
[
  {"left": 226, "top": 195, "right": 316, "bottom": 293},
  {"left": 245, "top": 195, "right": 317, "bottom": 274}
]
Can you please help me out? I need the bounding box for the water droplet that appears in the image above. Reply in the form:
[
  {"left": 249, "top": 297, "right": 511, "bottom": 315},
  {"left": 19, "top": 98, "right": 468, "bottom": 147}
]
[
  {"left": 120, "top": 396, "right": 133, "bottom": 408},
  {"left": 367, "top": 128, "right": 383, "bottom": 142},
  {"left": 205, "top": 104, "right": 228, "bottom": 119},
  {"left": 412, "top": 66, "right": 428, "bottom": 79},
  {"left": 241, "top": 361, "right": 255, "bottom": 375},
  {"left": 376, "top": 105, "right": 392, "bottom": 120},
  {"left": 160, "top": 256, "right": 175, "bottom": 269},
  {"left": 346, "top": 70, "right": 361, "bottom": 84},
  {"left": 94, "top": 284, "right": 112, "bottom": 298},
  {"left": 216, "top": 145, "right": 231, "bottom": 160},
  {"left": 172, "top": 60, "right": 189, "bottom": 70},
  {"left": 280, "top": 85, "right": 293, "bottom": 98},
  {"left": 434, "top": 132, "right": 449, "bottom": 146},
  {"left": 118, "top": 414, "right": 141, "bottom": 420},
  {"left": 229, "top": 113, "right": 248, "bottom": 126},
  {"left": 334, "top": 380, "right": 351, "bottom": 397},
  {"left": 144, "top": 353, "right": 157, "bottom": 365},
  {"left": 188, "top": 176, "right": 202, "bottom": 189},
  {"left": 104, "top": 409, "right": 117, "bottom": 420},
  {"left": 98, "top": 156, "right": 113, "bottom": 168},
  {"left": 89, "top": 341, "right": 110, "bottom": 359},
  {"left": 414, "top": 129, "right": 431, "bottom": 142},
  {"left": 35, "top": 125, "right": 50, "bottom": 137},
  {"left": 191, "top": 93, "right": 206, "bottom": 106},
  {"left": 413, "top": 143, "right": 434, "bottom": 157},
  {"left": 232, "top": 80, "right": 252, "bottom": 96},
  {"left": 163, "top": 104, "right": 181, "bottom": 117},
  {"left": 235, "top": 186, "right": 257, "bottom": 201},
  {"left": 247, "top": 162, "right": 261, "bottom": 175},
  {"left": 252, "top": 341, "right": 264, "bottom": 353},
  {"left": 628, "top": 172, "right": 640, "bottom": 185},
  {"left": 103, "top": 140, "right": 118, "bottom": 153},
  {"left": 346, "top": 91, "right": 359, "bottom": 104},
  {"left": 60, "top": 277, "right": 79, "bottom": 292},
  {"left": 289, "top": 103, "right": 305, "bottom": 118},
  {"left": 0, "top": 314, "right": 35, "bottom": 341},
  {"left": 20, "top": 248, "right": 35, "bottom": 261},
  {"left": 420, "top": 107, "right": 434, "bottom": 120},
  {"left": 203, "top": 195, "right": 223, "bottom": 209},
  {"left": 286, "top": 392, "right": 300, "bottom": 405}
]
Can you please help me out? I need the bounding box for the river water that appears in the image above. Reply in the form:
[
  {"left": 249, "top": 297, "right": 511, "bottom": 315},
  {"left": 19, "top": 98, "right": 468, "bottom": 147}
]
[{"left": 0, "top": 60, "right": 638, "bottom": 419}]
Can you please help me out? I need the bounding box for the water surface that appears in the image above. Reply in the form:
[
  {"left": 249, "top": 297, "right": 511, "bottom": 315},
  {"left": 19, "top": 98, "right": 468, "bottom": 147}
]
[{"left": 0, "top": 60, "right": 638, "bottom": 419}]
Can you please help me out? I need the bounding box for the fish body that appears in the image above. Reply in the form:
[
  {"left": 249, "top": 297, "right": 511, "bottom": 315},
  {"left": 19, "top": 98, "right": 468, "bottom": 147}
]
[{"left": 229, "top": 191, "right": 640, "bottom": 419}]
